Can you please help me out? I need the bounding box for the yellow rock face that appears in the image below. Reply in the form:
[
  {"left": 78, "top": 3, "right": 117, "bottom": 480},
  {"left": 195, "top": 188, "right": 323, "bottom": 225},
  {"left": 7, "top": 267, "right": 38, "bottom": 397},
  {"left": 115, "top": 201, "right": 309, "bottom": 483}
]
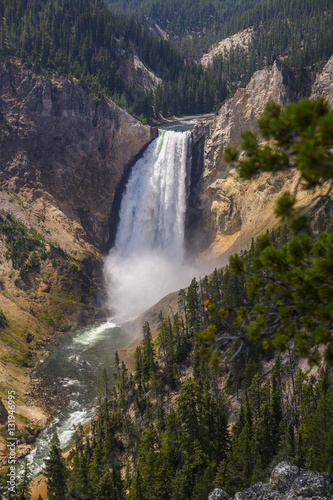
[{"left": 190, "top": 60, "right": 332, "bottom": 266}]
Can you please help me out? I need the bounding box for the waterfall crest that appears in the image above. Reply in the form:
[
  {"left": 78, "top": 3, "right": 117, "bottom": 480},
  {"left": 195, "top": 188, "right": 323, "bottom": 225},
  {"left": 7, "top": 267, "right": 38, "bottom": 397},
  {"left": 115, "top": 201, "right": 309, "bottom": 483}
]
[{"left": 105, "top": 129, "right": 195, "bottom": 321}]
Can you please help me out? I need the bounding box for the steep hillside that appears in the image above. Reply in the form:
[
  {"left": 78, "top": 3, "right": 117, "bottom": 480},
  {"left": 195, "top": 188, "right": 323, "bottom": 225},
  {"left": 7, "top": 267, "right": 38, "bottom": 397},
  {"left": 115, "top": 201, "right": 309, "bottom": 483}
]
[
  {"left": 106, "top": 0, "right": 333, "bottom": 117},
  {"left": 4, "top": 0, "right": 332, "bottom": 120},
  {"left": 0, "top": 59, "right": 156, "bottom": 251},
  {"left": 187, "top": 58, "right": 333, "bottom": 264},
  {"left": 107, "top": 0, "right": 259, "bottom": 44},
  {"left": 200, "top": 28, "right": 253, "bottom": 68},
  {"left": 0, "top": 0, "right": 176, "bottom": 113}
]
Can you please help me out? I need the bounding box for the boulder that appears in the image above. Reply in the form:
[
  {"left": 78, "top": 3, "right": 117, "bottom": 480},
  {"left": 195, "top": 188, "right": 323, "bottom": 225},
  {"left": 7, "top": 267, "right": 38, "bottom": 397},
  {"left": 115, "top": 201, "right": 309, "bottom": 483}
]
[
  {"left": 208, "top": 488, "right": 232, "bottom": 500},
  {"left": 269, "top": 462, "right": 300, "bottom": 491},
  {"left": 208, "top": 462, "right": 333, "bottom": 500}
]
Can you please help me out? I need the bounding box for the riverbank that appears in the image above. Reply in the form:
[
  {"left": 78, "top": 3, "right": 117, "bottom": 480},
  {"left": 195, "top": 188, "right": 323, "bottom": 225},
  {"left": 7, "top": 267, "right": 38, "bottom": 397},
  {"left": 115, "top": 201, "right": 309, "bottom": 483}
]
[
  {"left": 8, "top": 320, "right": 132, "bottom": 489},
  {"left": 0, "top": 322, "right": 108, "bottom": 470}
]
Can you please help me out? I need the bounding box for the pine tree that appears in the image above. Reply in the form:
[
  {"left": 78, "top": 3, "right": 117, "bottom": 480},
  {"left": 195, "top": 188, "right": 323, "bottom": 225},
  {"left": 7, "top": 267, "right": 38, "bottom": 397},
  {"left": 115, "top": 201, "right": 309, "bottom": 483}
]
[
  {"left": 17, "top": 459, "right": 31, "bottom": 500},
  {"left": 100, "top": 367, "right": 109, "bottom": 400},
  {"left": 270, "top": 373, "right": 284, "bottom": 454},
  {"left": 141, "top": 322, "right": 156, "bottom": 381},
  {"left": 43, "top": 432, "right": 68, "bottom": 500},
  {"left": 176, "top": 378, "right": 202, "bottom": 450},
  {"left": 94, "top": 467, "right": 123, "bottom": 500},
  {"left": 252, "top": 402, "right": 272, "bottom": 482},
  {"left": 114, "top": 351, "right": 121, "bottom": 381},
  {"left": 157, "top": 312, "right": 177, "bottom": 387}
]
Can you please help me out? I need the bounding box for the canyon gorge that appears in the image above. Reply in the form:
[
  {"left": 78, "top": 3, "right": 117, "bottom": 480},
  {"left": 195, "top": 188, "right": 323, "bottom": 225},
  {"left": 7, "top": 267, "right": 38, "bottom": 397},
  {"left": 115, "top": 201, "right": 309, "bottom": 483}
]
[{"left": 0, "top": 51, "right": 333, "bottom": 495}]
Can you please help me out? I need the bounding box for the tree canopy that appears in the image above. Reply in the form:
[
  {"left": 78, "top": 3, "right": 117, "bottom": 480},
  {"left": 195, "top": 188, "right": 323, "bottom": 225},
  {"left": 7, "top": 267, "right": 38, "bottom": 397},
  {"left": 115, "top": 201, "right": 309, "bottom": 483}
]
[
  {"left": 44, "top": 432, "right": 68, "bottom": 500},
  {"left": 1, "top": 0, "right": 333, "bottom": 118}
]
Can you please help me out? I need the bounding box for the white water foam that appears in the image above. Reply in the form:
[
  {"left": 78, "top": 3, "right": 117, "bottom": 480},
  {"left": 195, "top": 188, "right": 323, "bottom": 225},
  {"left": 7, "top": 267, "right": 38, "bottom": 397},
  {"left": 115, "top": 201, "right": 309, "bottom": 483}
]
[
  {"left": 60, "top": 378, "right": 80, "bottom": 387},
  {"left": 57, "top": 408, "right": 91, "bottom": 449},
  {"left": 105, "top": 130, "right": 195, "bottom": 321},
  {"left": 24, "top": 404, "right": 94, "bottom": 477},
  {"left": 73, "top": 319, "right": 117, "bottom": 346}
]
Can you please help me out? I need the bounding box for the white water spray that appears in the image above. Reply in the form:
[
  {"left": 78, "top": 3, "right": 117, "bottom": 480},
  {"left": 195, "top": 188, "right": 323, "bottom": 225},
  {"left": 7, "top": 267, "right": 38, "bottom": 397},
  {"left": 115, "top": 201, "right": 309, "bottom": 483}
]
[{"left": 105, "top": 129, "right": 195, "bottom": 321}]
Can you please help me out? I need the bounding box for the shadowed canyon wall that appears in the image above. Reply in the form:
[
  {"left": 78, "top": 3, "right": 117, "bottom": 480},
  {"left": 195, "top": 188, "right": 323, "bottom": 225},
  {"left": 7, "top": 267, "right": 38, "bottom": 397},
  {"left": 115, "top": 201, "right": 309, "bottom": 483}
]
[{"left": 0, "top": 59, "right": 157, "bottom": 252}]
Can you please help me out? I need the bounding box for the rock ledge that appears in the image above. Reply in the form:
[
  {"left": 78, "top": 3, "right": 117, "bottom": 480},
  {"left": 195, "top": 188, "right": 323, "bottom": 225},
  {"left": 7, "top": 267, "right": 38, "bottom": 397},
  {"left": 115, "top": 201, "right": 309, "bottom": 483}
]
[{"left": 208, "top": 462, "right": 333, "bottom": 500}]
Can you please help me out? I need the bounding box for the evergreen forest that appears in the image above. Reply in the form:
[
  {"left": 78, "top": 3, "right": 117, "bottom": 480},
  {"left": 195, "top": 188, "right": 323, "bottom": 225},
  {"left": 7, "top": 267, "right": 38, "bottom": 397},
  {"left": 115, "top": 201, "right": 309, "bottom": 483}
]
[
  {"left": 21, "top": 222, "right": 333, "bottom": 499},
  {"left": 1, "top": 0, "right": 333, "bottom": 118}
]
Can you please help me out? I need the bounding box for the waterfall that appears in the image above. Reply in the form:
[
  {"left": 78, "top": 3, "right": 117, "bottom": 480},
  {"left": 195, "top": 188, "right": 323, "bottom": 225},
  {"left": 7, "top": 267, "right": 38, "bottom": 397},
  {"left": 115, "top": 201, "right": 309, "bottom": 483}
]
[
  {"left": 105, "top": 129, "right": 195, "bottom": 321},
  {"left": 116, "top": 130, "right": 191, "bottom": 259}
]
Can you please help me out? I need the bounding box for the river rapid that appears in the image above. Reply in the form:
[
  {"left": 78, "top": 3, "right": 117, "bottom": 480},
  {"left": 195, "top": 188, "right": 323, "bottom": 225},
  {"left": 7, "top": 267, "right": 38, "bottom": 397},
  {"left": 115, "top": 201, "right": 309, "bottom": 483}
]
[{"left": 26, "top": 320, "right": 131, "bottom": 476}]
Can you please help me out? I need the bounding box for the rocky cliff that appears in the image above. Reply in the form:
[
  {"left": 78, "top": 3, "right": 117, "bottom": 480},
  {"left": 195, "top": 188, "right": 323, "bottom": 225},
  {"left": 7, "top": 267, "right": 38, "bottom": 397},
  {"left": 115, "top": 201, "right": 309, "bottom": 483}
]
[
  {"left": 209, "top": 462, "right": 333, "bottom": 500},
  {"left": 0, "top": 58, "right": 157, "bottom": 252},
  {"left": 188, "top": 59, "right": 332, "bottom": 265},
  {"left": 311, "top": 54, "right": 333, "bottom": 106}
]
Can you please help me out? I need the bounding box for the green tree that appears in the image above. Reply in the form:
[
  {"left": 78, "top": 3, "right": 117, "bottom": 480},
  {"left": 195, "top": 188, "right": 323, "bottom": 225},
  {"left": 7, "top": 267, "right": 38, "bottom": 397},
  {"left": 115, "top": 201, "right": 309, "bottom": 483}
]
[
  {"left": 176, "top": 378, "right": 202, "bottom": 449},
  {"left": 43, "top": 432, "right": 68, "bottom": 500},
  {"left": 157, "top": 312, "right": 177, "bottom": 387},
  {"left": 141, "top": 322, "right": 156, "bottom": 381},
  {"left": 137, "top": 425, "right": 160, "bottom": 492},
  {"left": 17, "top": 459, "right": 31, "bottom": 500},
  {"left": 222, "top": 98, "right": 333, "bottom": 363},
  {"left": 252, "top": 402, "right": 272, "bottom": 482},
  {"left": 94, "top": 467, "right": 123, "bottom": 500}
]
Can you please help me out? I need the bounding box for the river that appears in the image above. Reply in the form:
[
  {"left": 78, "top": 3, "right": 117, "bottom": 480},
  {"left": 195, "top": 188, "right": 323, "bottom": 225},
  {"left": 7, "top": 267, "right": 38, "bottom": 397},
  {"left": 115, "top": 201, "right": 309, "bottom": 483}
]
[{"left": 26, "top": 320, "right": 132, "bottom": 476}]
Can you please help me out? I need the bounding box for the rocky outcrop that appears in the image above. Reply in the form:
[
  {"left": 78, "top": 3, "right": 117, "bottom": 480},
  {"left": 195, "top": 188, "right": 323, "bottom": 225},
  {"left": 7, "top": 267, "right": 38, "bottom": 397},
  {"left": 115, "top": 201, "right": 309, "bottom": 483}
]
[
  {"left": 209, "top": 489, "right": 232, "bottom": 500},
  {"left": 188, "top": 61, "right": 299, "bottom": 262},
  {"left": 0, "top": 59, "right": 157, "bottom": 252},
  {"left": 200, "top": 61, "right": 296, "bottom": 160},
  {"left": 188, "top": 60, "right": 330, "bottom": 264},
  {"left": 311, "top": 54, "right": 333, "bottom": 107},
  {"left": 200, "top": 28, "right": 254, "bottom": 68},
  {"left": 121, "top": 54, "right": 162, "bottom": 91},
  {"left": 209, "top": 462, "right": 333, "bottom": 499}
]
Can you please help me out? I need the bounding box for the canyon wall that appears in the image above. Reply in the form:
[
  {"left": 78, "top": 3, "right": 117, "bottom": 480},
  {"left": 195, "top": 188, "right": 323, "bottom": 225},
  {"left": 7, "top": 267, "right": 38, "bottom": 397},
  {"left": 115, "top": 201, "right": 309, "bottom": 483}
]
[
  {"left": 0, "top": 59, "right": 157, "bottom": 252},
  {"left": 189, "top": 57, "right": 333, "bottom": 265}
]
